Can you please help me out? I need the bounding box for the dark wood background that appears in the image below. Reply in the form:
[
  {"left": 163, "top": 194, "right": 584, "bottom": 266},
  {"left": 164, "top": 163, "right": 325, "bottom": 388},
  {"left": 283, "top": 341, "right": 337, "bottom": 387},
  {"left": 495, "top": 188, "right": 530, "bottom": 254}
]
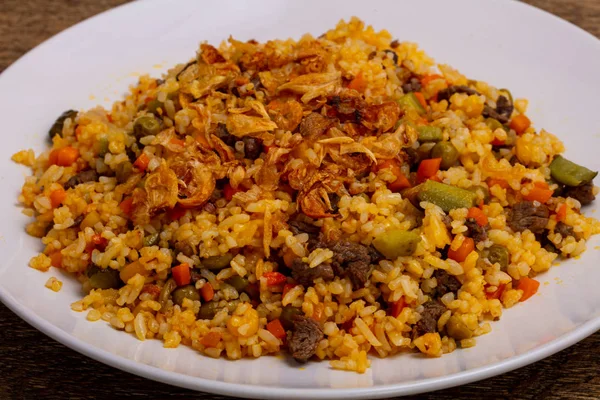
[{"left": 1, "top": 1, "right": 599, "bottom": 399}]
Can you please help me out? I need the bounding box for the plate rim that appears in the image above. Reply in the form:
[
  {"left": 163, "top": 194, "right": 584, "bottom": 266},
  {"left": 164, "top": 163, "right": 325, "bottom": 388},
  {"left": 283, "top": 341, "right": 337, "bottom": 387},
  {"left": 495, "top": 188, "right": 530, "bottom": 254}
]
[{"left": 1, "top": 0, "right": 600, "bottom": 398}]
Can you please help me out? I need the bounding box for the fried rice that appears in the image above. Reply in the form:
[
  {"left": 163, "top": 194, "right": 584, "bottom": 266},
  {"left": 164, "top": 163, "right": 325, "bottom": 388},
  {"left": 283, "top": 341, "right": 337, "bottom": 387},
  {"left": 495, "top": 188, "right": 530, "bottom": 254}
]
[{"left": 12, "top": 17, "right": 600, "bottom": 373}]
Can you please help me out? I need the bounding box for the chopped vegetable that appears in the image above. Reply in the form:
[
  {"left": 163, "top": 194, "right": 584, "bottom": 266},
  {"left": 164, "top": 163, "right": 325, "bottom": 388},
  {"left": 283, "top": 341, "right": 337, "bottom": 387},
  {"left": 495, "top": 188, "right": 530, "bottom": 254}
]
[
  {"left": 468, "top": 185, "right": 490, "bottom": 205},
  {"left": 417, "top": 158, "right": 442, "bottom": 183},
  {"left": 49, "top": 188, "right": 67, "bottom": 208},
  {"left": 226, "top": 276, "right": 249, "bottom": 292},
  {"left": 523, "top": 185, "right": 553, "bottom": 204},
  {"left": 172, "top": 285, "right": 200, "bottom": 306},
  {"left": 373, "top": 229, "right": 421, "bottom": 259},
  {"left": 420, "top": 74, "right": 444, "bottom": 87},
  {"left": 55, "top": 146, "right": 80, "bottom": 166},
  {"left": 414, "top": 92, "right": 428, "bottom": 109},
  {"left": 448, "top": 237, "right": 474, "bottom": 262},
  {"left": 486, "top": 177, "right": 509, "bottom": 190},
  {"left": 556, "top": 204, "right": 568, "bottom": 222},
  {"left": 133, "top": 115, "right": 161, "bottom": 139},
  {"left": 200, "top": 332, "right": 222, "bottom": 348},
  {"left": 133, "top": 153, "right": 150, "bottom": 171},
  {"left": 509, "top": 114, "right": 531, "bottom": 135},
  {"left": 167, "top": 205, "right": 187, "bottom": 221},
  {"left": 481, "top": 244, "right": 510, "bottom": 270},
  {"left": 280, "top": 305, "right": 303, "bottom": 330},
  {"left": 49, "top": 252, "right": 63, "bottom": 268},
  {"left": 88, "top": 266, "right": 121, "bottom": 289},
  {"left": 397, "top": 92, "right": 426, "bottom": 115},
  {"left": 119, "top": 197, "right": 134, "bottom": 216},
  {"left": 347, "top": 72, "right": 367, "bottom": 92},
  {"left": 445, "top": 316, "right": 473, "bottom": 340},
  {"left": 485, "top": 118, "right": 505, "bottom": 133},
  {"left": 263, "top": 271, "right": 287, "bottom": 286},
  {"left": 172, "top": 263, "right": 191, "bottom": 286},
  {"left": 201, "top": 282, "right": 215, "bottom": 301},
  {"left": 549, "top": 155, "right": 598, "bottom": 187},
  {"left": 202, "top": 253, "right": 233, "bottom": 270},
  {"left": 91, "top": 234, "right": 108, "bottom": 251},
  {"left": 224, "top": 183, "right": 243, "bottom": 201},
  {"left": 517, "top": 277, "right": 540, "bottom": 302},
  {"left": 143, "top": 232, "right": 160, "bottom": 247},
  {"left": 119, "top": 261, "right": 148, "bottom": 283},
  {"left": 390, "top": 297, "right": 406, "bottom": 318},
  {"left": 266, "top": 318, "right": 287, "bottom": 339},
  {"left": 282, "top": 283, "right": 296, "bottom": 297},
  {"left": 430, "top": 142, "right": 459, "bottom": 170},
  {"left": 158, "top": 278, "right": 177, "bottom": 310},
  {"left": 418, "top": 180, "right": 478, "bottom": 212},
  {"left": 485, "top": 283, "right": 506, "bottom": 300},
  {"left": 376, "top": 160, "right": 411, "bottom": 191},
  {"left": 417, "top": 126, "right": 443, "bottom": 142},
  {"left": 49, "top": 110, "right": 78, "bottom": 139},
  {"left": 467, "top": 207, "right": 488, "bottom": 226},
  {"left": 198, "top": 301, "right": 218, "bottom": 319}
]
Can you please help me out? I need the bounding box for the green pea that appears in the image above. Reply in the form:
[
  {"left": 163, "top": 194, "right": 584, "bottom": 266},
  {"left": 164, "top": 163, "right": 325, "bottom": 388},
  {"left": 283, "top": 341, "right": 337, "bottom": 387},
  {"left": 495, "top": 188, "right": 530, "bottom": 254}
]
[
  {"left": 133, "top": 115, "right": 160, "bottom": 139},
  {"left": 198, "top": 301, "right": 218, "bottom": 319},
  {"left": 373, "top": 229, "right": 421, "bottom": 259},
  {"left": 143, "top": 232, "right": 160, "bottom": 247},
  {"left": 146, "top": 99, "right": 164, "bottom": 115},
  {"left": 416, "top": 142, "right": 437, "bottom": 163},
  {"left": 158, "top": 278, "right": 177, "bottom": 310},
  {"left": 226, "top": 276, "right": 249, "bottom": 292},
  {"left": 87, "top": 266, "right": 121, "bottom": 289},
  {"left": 431, "top": 141, "right": 459, "bottom": 170},
  {"left": 485, "top": 245, "right": 510, "bottom": 270},
  {"left": 202, "top": 254, "right": 233, "bottom": 270},
  {"left": 172, "top": 285, "right": 200, "bottom": 306},
  {"left": 446, "top": 316, "right": 473, "bottom": 340}
]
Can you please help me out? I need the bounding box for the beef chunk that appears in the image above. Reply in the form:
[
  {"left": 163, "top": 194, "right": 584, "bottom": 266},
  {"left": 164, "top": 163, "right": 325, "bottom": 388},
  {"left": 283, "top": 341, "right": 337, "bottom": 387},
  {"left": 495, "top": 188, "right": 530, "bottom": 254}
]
[
  {"left": 465, "top": 218, "right": 488, "bottom": 242},
  {"left": 64, "top": 170, "right": 98, "bottom": 190},
  {"left": 508, "top": 201, "right": 549, "bottom": 234},
  {"left": 329, "top": 241, "right": 380, "bottom": 290},
  {"left": 437, "top": 85, "right": 480, "bottom": 102},
  {"left": 414, "top": 301, "right": 447, "bottom": 337},
  {"left": 289, "top": 258, "right": 334, "bottom": 287},
  {"left": 402, "top": 77, "right": 421, "bottom": 93},
  {"left": 564, "top": 182, "right": 595, "bottom": 206},
  {"left": 299, "top": 112, "right": 334, "bottom": 138},
  {"left": 555, "top": 221, "right": 575, "bottom": 238},
  {"left": 288, "top": 315, "right": 323, "bottom": 362},
  {"left": 432, "top": 270, "right": 462, "bottom": 298},
  {"left": 288, "top": 220, "right": 321, "bottom": 235},
  {"left": 242, "top": 136, "right": 262, "bottom": 160}
]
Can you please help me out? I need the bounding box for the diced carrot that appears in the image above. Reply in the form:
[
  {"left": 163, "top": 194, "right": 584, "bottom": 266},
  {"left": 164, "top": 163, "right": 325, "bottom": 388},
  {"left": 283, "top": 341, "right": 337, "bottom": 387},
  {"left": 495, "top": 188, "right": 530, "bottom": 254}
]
[
  {"left": 417, "top": 158, "right": 442, "bottom": 183},
  {"left": 201, "top": 282, "right": 214, "bottom": 301},
  {"left": 49, "top": 252, "right": 63, "bottom": 268},
  {"left": 172, "top": 263, "right": 191, "bottom": 286},
  {"left": 428, "top": 175, "right": 442, "bottom": 183},
  {"left": 170, "top": 138, "right": 185, "bottom": 147},
  {"left": 347, "top": 72, "right": 367, "bottom": 92},
  {"left": 282, "top": 283, "right": 297, "bottom": 297},
  {"left": 263, "top": 271, "right": 287, "bottom": 286},
  {"left": 119, "top": 261, "right": 148, "bottom": 283},
  {"left": 390, "top": 296, "right": 406, "bottom": 318},
  {"left": 420, "top": 74, "right": 444, "bottom": 88},
  {"left": 167, "top": 205, "right": 187, "bottom": 221},
  {"left": 534, "top": 181, "right": 549, "bottom": 189},
  {"left": 485, "top": 283, "right": 506, "bottom": 300},
  {"left": 119, "top": 197, "right": 133, "bottom": 215},
  {"left": 414, "top": 92, "right": 428, "bottom": 109},
  {"left": 523, "top": 186, "right": 553, "bottom": 204},
  {"left": 313, "top": 303, "right": 325, "bottom": 322},
  {"left": 486, "top": 177, "right": 509, "bottom": 190},
  {"left": 263, "top": 144, "right": 274, "bottom": 154},
  {"left": 224, "top": 183, "right": 243, "bottom": 201},
  {"left": 491, "top": 137, "right": 505, "bottom": 146},
  {"left": 133, "top": 153, "right": 150, "bottom": 171},
  {"left": 509, "top": 114, "right": 531, "bottom": 135},
  {"left": 56, "top": 147, "right": 79, "bottom": 167},
  {"left": 556, "top": 204, "right": 568, "bottom": 222},
  {"left": 266, "top": 318, "right": 287, "bottom": 339},
  {"left": 448, "top": 237, "right": 475, "bottom": 263},
  {"left": 48, "top": 149, "right": 60, "bottom": 165},
  {"left": 107, "top": 114, "right": 113, "bottom": 123},
  {"left": 517, "top": 277, "right": 540, "bottom": 302},
  {"left": 91, "top": 234, "right": 108, "bottom": 251},
  {"left": 467, "top": 207, "right": 488, "bottom": 227},
  {"left": 200, "top": 331, "right": 222, "bottom": 348},
  {"left": 49, "top": 188, "right": 67, "bottom": 208},
  {"left": 375, "top": 160, "right": 412, "bottom": 191}
]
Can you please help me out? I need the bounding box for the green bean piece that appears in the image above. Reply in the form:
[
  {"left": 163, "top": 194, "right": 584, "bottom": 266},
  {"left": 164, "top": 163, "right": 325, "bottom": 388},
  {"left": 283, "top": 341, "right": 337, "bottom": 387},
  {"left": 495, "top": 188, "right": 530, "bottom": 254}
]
[
  {"left": 146, "top": 99, "right": 163, "bottom": 115},
  {"left": 416, "top": 142, "right": 437, "bottom": 163},
  {"left": 417, "top": 180, "right": 477, "bottom": 212},
  {"left": 431, "top": 141, "right": 459, "bottom": 170},
  {"left": 88, "top": 266, "right": 121, "bottom": 289},
  {"left": 417, "top": 126, "right": 443, "bottom": 142},
  {"left": 159, "top": 278, "right": 178, "bottom": 310},
  {"left": 549, "top": 155, "right": 598, "bottom": 187},
  {"left": 397, "top": 93, "right": 426, "bottom": 115},
  {"left": 143, "top": 232, "right": 160, "bottom": 247},
  {"left": 49, "top": 110, "right": 78, "bottom": 139},
  {"left": 280, "top": 305, "right": 303, "bottom": 331},
  {"left": 226, "top": 276, "right": 249, "bottom": 292},
  {"left": 172, "top": 285, "right": 200, "bottom": 306},
  {"left": 467, "top": 185, "right": 490, "bottom": 205},
  {"left": 372, "top": 229, "right": 421, "bottom": 259},
  {"left": 133, "top": 115, "right": 161, "bottom": 139},
  {"left": 445, "top": 316, "right": 473, "bottom": 340},
  {"left": 202, "top": 253, "right": 234, "bottom": 270}
]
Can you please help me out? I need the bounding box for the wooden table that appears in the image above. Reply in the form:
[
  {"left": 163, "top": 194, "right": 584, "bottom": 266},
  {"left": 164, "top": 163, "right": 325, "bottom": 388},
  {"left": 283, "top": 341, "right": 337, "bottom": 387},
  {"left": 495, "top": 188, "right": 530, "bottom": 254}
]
[{"left": 1, "top": 1, "right": 599, "bottom": 398}]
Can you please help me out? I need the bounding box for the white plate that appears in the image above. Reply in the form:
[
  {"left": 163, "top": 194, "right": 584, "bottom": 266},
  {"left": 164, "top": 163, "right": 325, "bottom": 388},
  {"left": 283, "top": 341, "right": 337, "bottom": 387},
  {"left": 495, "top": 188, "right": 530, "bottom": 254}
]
[{"left": 1, "top": 0, "right": 599, "bottom": 398}]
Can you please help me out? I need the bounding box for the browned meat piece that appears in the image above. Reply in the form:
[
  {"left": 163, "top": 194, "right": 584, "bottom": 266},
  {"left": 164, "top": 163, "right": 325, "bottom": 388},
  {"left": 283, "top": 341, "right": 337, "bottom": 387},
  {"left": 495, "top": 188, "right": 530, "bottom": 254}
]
[
  {"left": 555, "top": 221, "right": 575, "bottom": 238},
  {"left": 564, "top": 182, "right": 595, "bottom": 206},
  {"left": 288, "top": 220, "right": 321, "bottom": 235},
  {"left": 64, "top": 170, "right": 98, "bottom": 190},
  {"left": 289, "top": 258, "right": 334, "bottom": 286},
  {"left": 402, "top": 77, "right": 421, "bottom": 93},
  {"left": 465, "top": 218, "right": 488, "bottom": 243},
  {"left": 299, "top": 112, "right": 334, "bottom": 138},
  {"left": 437, "top": 85, "right": 480, "bottom": 102},
  {"left": 432, "top": 270, "right": 461, "bottom": 298},
  {"left": 384, "top": 49, "right": 399, "bottom": 65},
  {"left": 215, "top": 123, "right": 236, "bottom": 147},
  {"left": 414, "top": 301, "right": 447, "bottom": 337},
  {"left": 288, "top": 315, "right": 323, "bottom": 362},
  {"left": 329, "top": 241, "right": 381, "bottom": 289},
  {"left": 508, "top": 201, "right": 549, "bottom": 234},
  {"left": 495, "top": 95, "right": 513, "bottom": 121},
  {"left": 242, "top": 136, "right": 262, "bottom": 160}
]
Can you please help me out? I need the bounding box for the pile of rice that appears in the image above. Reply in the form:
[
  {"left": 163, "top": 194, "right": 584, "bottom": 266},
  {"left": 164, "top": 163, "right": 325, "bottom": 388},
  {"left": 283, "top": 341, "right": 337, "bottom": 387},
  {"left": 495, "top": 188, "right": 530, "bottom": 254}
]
[{"left": 12, "top": 17, "right": 600, "bottom": 373}]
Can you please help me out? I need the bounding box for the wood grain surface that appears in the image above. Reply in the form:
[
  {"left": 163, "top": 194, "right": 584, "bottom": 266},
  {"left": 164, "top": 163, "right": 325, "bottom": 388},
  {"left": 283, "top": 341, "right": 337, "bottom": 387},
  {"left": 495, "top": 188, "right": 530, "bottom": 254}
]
[{"left": 1, "top": 1, "right": 599, "bottom": 399}]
